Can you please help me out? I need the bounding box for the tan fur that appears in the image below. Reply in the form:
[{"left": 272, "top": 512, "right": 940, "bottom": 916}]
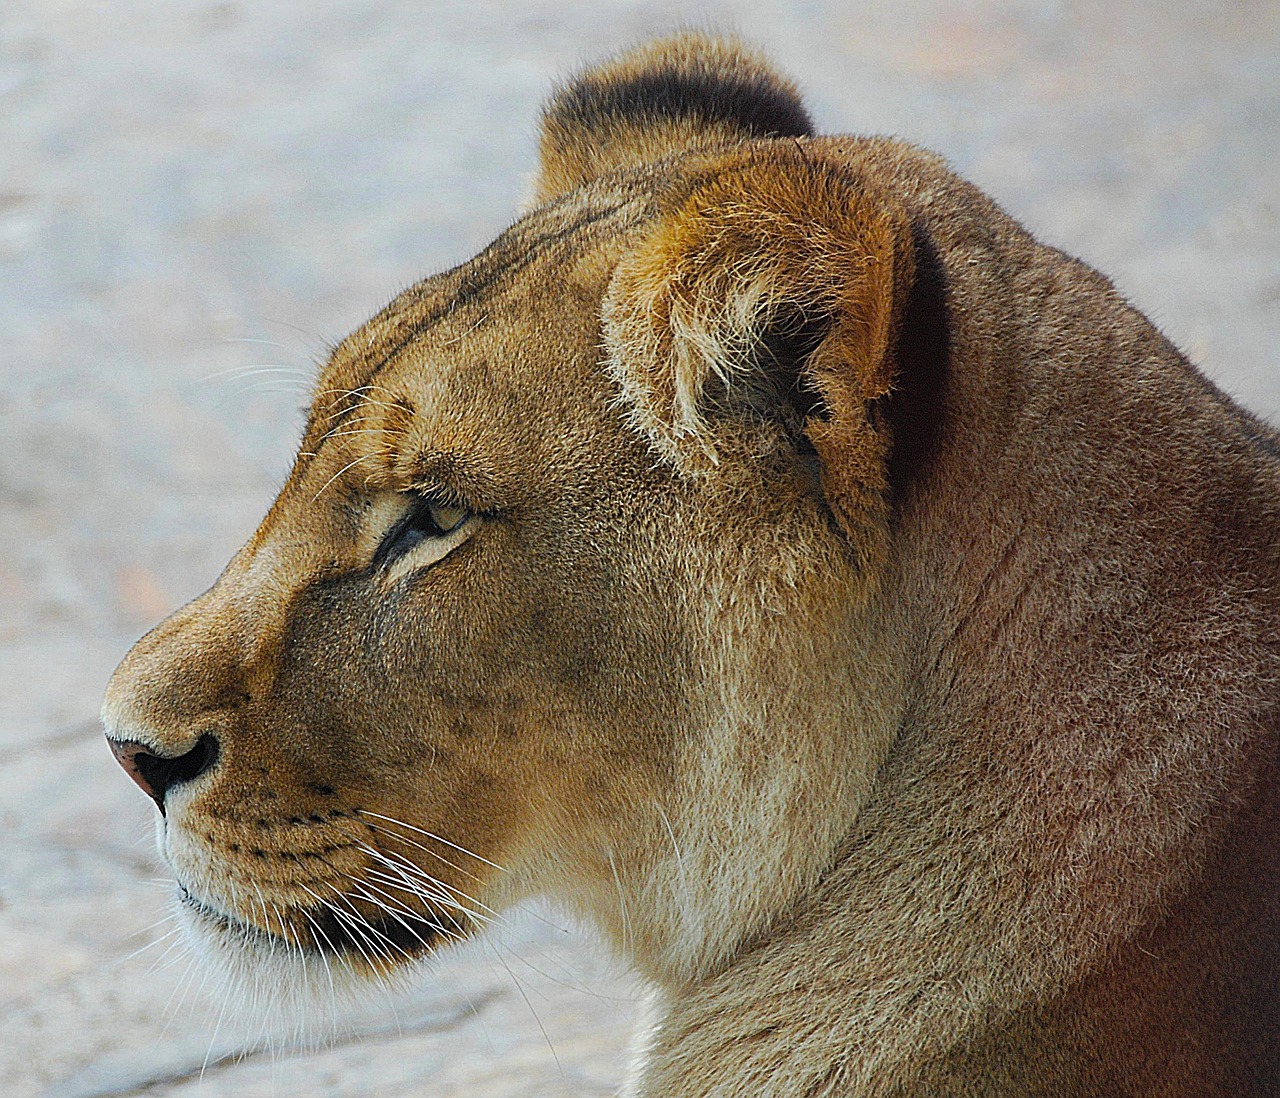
[{"left": 105, "top": 34, "right": 1280, "bottom": 1094}]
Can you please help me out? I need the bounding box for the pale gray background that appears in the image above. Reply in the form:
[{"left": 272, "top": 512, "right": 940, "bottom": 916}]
[{"left": 3, "top": 1, "right": 1277, "bottom": 1095}]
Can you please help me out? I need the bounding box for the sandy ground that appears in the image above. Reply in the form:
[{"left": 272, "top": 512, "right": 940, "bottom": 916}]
[{"left": 2, "top": 1, "right": 1277, "bottom": 1095}]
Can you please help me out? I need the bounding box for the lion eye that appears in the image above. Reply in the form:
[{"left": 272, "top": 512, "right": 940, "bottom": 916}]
[{"left": 373, "top": 496, "right": 470, "bottom": 571}]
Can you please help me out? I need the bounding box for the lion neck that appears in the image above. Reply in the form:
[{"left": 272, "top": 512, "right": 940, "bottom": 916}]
[
  {"left": 623, "top": 337, "right": 1277, "bottom": 1093},
  {"left": 554, "top": 543, "right": 914, "bottom": 991}
]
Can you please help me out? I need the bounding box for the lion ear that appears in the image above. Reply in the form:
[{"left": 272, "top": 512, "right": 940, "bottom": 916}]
[
  {"left": 603, "top": 149, "right": 917, "bottom": 569},
  {"left": 533, "top": 33, "right": 812, "bottom": 204}
]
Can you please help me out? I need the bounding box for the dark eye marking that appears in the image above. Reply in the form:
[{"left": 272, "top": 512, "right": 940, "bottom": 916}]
[{"left": 372, "top": 494, "right": 470, "bottom": 571}]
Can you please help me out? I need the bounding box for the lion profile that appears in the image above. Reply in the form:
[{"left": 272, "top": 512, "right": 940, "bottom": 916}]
[{"left": 104, "top": 33, "right": 1280, "bottom": 1095}]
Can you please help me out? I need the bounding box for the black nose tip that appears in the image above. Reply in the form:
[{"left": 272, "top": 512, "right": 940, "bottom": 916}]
[{"left": 107, "top": 733, "right": 220, "bottom": 814}]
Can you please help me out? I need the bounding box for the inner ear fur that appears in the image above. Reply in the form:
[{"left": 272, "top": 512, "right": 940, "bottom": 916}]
[
  {"left": 602, "top": 148, "right": 917, "bottom": 569},
  {"left": 534, "top": 33, "right": 812, "bottom": 204}
]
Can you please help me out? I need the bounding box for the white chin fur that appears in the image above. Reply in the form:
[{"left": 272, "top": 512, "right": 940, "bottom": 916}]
[{"left": 174, "top": 889, "right": 421, "bottom": 1047}]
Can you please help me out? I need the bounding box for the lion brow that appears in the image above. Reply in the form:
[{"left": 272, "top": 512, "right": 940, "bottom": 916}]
[{"left": 407, "top": 451, "right": 503, "bottom": 512}]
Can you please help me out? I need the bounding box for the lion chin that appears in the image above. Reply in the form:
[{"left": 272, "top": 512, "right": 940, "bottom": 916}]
[
  {"left": 150, "top": 773, "right": 476, "bottom": 1018},
  {"left": 173, "top": 883, "right": 445, "bottom": 982},
  {"left": 161, "top": 799, "right": 466, "bottom": 1033},
  {"left": 169, "top": 899, "right": 387, "bottom": 1043},
  {"left": 104, "top": 32, "right": 1280, "bottom": 1098}
]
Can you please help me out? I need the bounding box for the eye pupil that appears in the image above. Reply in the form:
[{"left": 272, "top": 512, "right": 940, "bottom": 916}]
[{"left": 394, "top": 513, "right": 434, "bottom": 556}]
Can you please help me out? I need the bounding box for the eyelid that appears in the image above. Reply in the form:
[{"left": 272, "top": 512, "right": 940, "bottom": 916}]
[
  {"left": 431, "top": 502, "right": 467, "bottom": 533},
  {"left": 371, "top": 490, "right": 475, "bottom": 574}
]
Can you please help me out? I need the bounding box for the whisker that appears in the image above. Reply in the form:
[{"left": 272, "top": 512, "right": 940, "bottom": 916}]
[
  {"left": 315, "top": 382, "right": 400, "bottom": 403},
  {"left": 122, "top": 910, "right": 182, "bottom": 942},
  {"left": 357, "top": 810, "right": 508, "bottom": 871},
  {"left": 491, "top": 938, "right": 616, "bottom": 1004},
  {"left": 131, "top": 925, "right": 184, "bottom": 969},
  {"left": 159, "top": 952, "right": 201, "bottom": 1041},
  {"left": 315, "top": 384, "right": 403, "bottom": 417},
  {"left": 222, "top": 337, "right": 299, "bottom": 350},
  {"left": 201, "top": 364, "right": 314, "bottom": 382},
  {"left": 358, "top": 843, "right": 501, "bottom": 922},
  {"left": 229, "top": 380, "right": 314, "bottom": 396},
  {"left": 483, "top": 935, "right": 564, "bottom": 1077},
  {"left": 358, "top": 821, "right": 488, "bottom": 885},
  {"left": 295, "top": 891, "right": 351, "bottom": 964},
  {"left": 608, "top": 850, "right": 633, "bottom": 958},
  {"left": 310, "top": 454, "right": 376, "bottom": 502},
  {"left": 360, "top": 858, "right": 496, "bottom": 937},
  {"left": 199, "top": 987, "right": 233, "bottom": 1081},
  {"left": 316, "top": 427, "right": 399, "bottom": 442},
  {"left": 360, "top": 852, "right": 489, "bottom": 918},
  {"left": 254, "top": 316, "right": 333, "bottom": 357},
  {"left": 437, "top": 315, "right": 486, "bottom": 347},
  {"left": 341, "top": 878, "right": 441, "bottom": 949},
  {"left": 299, "top": 882, "right": 398, "bottom": 972}
]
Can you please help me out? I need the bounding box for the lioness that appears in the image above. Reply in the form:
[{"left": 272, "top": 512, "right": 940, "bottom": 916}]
[{"left": 104, "top": 34, "right": 1280, "bottom": 1096}]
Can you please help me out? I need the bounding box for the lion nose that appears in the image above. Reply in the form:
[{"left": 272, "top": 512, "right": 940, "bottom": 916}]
[{"left": 107, "top": 733, "right": 220, "bottom": 815}]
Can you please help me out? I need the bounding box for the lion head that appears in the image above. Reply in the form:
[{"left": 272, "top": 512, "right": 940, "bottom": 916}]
[
  {"left": 104, "top": 32, "right": 1280, "bottom": 1096},
  {"left": 103, "top": 34, "right": 916, "bottom": 993}
]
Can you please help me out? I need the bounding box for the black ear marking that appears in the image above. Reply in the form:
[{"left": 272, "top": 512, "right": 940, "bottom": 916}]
[
  {"left": 535, "top": 34, "right": 813, "bottom": 202},
  {"left": 882, "top": 224, "right": 951, "bottom": 506},
  {"left": 548, "top": 60, "right": 814, "bottom": 149}
]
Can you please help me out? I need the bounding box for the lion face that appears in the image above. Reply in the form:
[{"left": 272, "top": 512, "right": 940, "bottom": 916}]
[
  {"left": 103, "top": 38, "right": 914, "bottom": 995},
  {"left": 103, "top": 193, "right": 671, "bottom": 973}
]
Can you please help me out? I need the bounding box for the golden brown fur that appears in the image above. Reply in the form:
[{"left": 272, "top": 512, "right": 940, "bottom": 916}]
[{"left": 104, "top": 34, "right": 1280, "bottom": 1094}]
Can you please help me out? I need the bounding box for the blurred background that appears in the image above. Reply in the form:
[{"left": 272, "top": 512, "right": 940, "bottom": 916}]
[{"left": 2, "top": 1, "right": 1277, "bottom": 1095}]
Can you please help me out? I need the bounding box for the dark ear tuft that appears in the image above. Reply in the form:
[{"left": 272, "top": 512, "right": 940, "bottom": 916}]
[{"left": 533, "top": 33, "right": 813, "bottom": 203}]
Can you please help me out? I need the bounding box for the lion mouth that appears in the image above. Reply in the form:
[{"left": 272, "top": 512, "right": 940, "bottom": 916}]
[{"left": 177, "top": 883, "right": 448, "bottom": 961}]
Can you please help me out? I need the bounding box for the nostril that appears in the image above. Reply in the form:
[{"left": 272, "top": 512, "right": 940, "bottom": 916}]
[
  {"left": 108, "top": 734, "right": 220, "bottom": 814},
  {"left": 136, "top": 733, "right": 220, "bottom": 800}
]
